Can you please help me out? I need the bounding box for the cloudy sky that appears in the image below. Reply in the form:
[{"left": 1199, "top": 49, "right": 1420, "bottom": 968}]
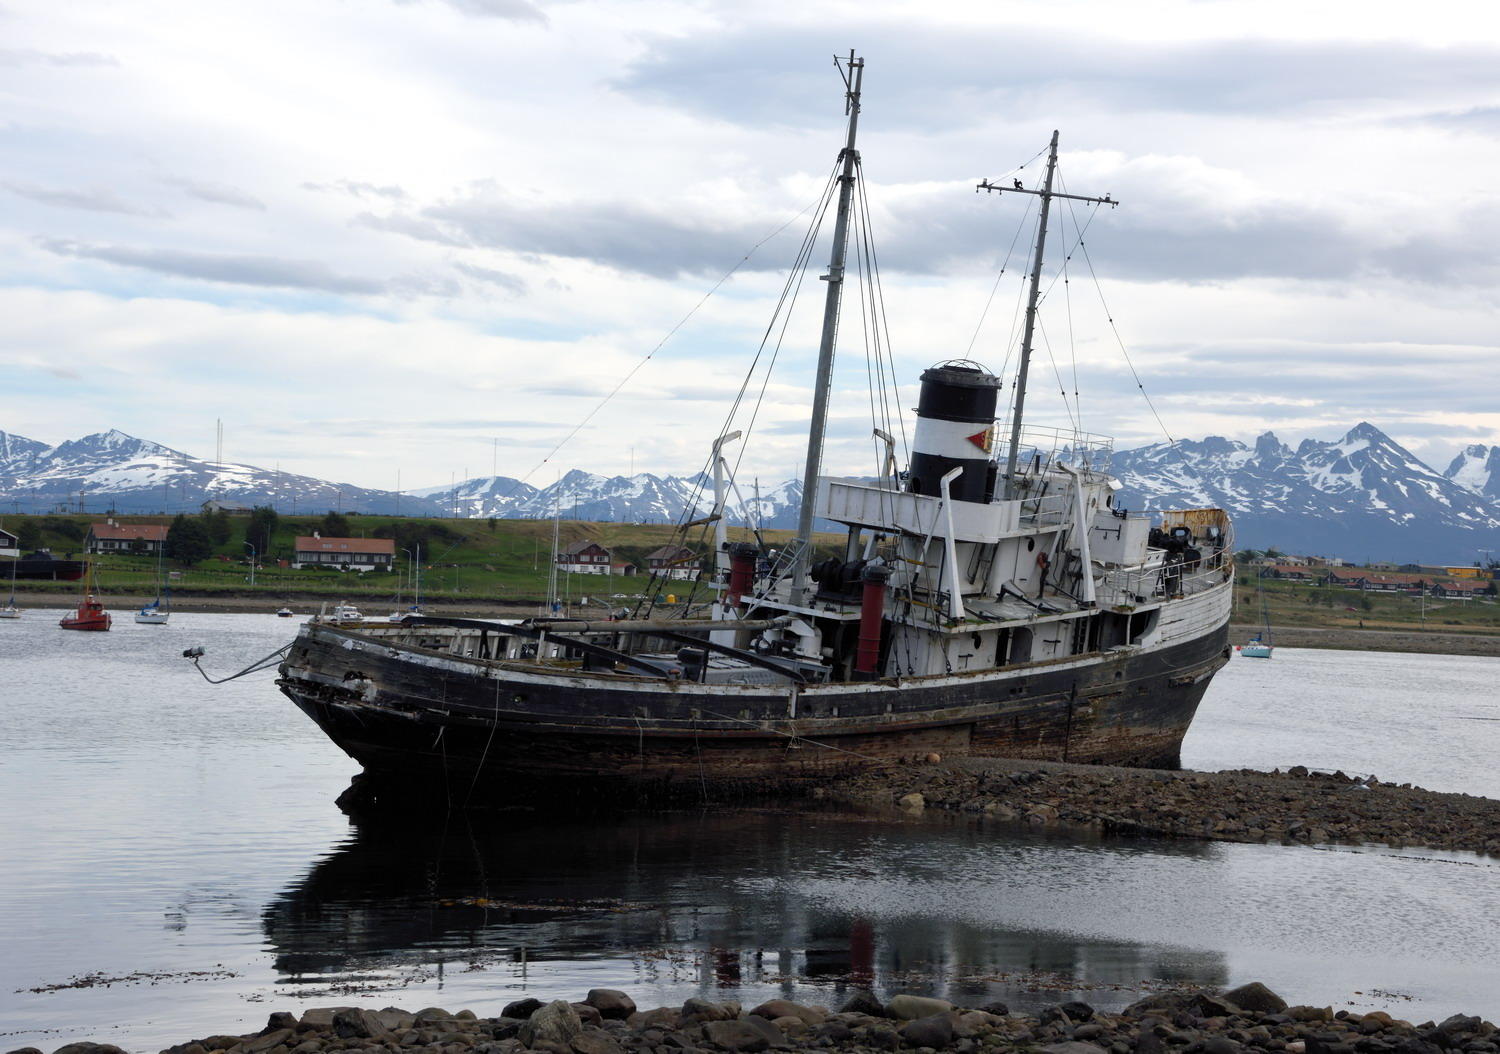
[{"left": 4, "top": 0, "right": 1499, "bottom": 493}]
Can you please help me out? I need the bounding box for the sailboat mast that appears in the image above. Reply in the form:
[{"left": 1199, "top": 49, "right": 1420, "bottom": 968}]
[
  {"left": 1004, "top": 130, "right": 1059, "bottom": 498},
  {"left": 792, "top": 51, "right": 865, "bottom": 597}
]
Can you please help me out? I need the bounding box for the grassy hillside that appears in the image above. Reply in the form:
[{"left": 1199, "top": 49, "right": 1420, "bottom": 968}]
[
  {"left": 0, "top": 511, "right": 822, "bottom": 605},
  {"left": 1235, "top": 572, "right": 1500, "bottom": 635}
]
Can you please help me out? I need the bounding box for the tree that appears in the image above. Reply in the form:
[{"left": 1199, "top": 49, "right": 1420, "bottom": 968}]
[
  {"left": 321, "top": 510, "right": 351, "bottom": 537},
  {"left": 246, "top": 506, "right": 280, "bottom": 558},
  {"left": 202, "top": 508, "right": 232, "bottom": 545},
  {"left": 165, "top": 514, "right": 212, "bottom": 566}
]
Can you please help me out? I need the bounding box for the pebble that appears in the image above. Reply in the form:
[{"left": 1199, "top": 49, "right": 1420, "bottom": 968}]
[
  {"left": 836, "top": 758, "right": 1500, "bottom": 855},
  {"left": 59, "top": 982, "right": 1500, "bottom": 1054}
]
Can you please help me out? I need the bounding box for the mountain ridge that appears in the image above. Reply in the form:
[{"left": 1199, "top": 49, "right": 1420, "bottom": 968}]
[{"left": 3, "top": 423, "right": 1498, "bottom": 561}]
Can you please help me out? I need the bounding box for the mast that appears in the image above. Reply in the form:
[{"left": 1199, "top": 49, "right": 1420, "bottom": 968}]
[
  {"left": 979, "top": 132, "right": 1116, "bottom": 498},
  {"left": 791, "top": 50, "right": 864, "bottom": 598}
]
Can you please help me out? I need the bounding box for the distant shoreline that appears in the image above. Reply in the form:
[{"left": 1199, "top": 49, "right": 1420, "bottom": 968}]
[
  {"left": 8, "top": 598, "right": 1498, "bottom": 656},
  {"left": 1228, "top": 621, "right": 1500, "bottom": 657}
]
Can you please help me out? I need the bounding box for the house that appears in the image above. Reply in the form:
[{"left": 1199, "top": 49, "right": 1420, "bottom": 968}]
[
  {"left": 1430, "top": 579, "right": 1486, "bottom": 599},
  {"left": 0, "top": 525, "right": 17, "bottom": 558},
  {"left": 1265, "top": 564, "right": 1315, "bottom": 581},
  {"left": 1321, "top": 568, "right": 1368, "bottom": 589},
  {"left": 610, "top": 562, "right": 637, "bottom": 576},
  {"left": 1362, "top": 572, "right": 1427, "bottom": 595},
  {"left": 202, "top": 499, "right": 254, "bottom": 514},
  {"left": 85, "top": 521, "right": 168, "bottom": 555},
  {"left": 556, "top": 539, "right": 612, "bottom": 575},
  {"left": 292, "top": 533, "right": 395, "bottom": 571},
  {"left": 644, "top": 544, "right": 701, "bottom": 581}
]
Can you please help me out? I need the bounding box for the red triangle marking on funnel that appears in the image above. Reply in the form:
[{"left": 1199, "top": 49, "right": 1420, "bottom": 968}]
[{"left": 967, "top": 430, "right": 990, "bottom": 450}]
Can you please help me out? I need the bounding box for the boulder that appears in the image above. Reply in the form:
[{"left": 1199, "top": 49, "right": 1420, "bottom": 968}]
[
  {"left": 1195, "top": 994, "right": 1241, "bottom": 1019},
  {"left": 682, "top": 1000, "right": 739, "bottom": 1024},
  {"left": 51, "top": 1047, "right": 128, "bottom": 1054},
  {"left": 702, "top": 1020, "right": 771, "bottom": 1053},
  {"left": 261, "top": 1014, "right": 300, "bottom": 1035},
  {"left": 1203, "top": 1038, "right": 1242, "bottom": 1054},
  {"left": 899, "top": 792, "right": 926, "bottom": 810},
  {"left": 839, "top": 991, "right": 887, "bottom": 1018},
  {"left": 332, "top": 1009, "right": 391, "bottom": 1040},
  {"left": 296, "top": 1009, "right": 350, "bottom": 1032},
  {"left": 976, "top": 1001, "right": 1010, "bottom": 1018},
  {"left": 571, "top": 1032, "right": 626, "bottom": 1054},
  {"left": 585, "top": 990, "right": 638, "bottom": 1021},
  {"left": 632, "top": 1007, "right": 685, "bottom": 1030},
  {"left": 1060, "top": 1002, "right": 1096, "bottom": 1023},
  {"left": 1222, "top": 983, "right": 1287, "bottom": 1014},
  {"left": 570, "top": 1004, "right": 604, "bottom": 1027},
  {"left": 888, "top": 994, "right": 955, "bottom": 1021},
  {"left": 901, "top": 1013, "right": 956, "bottom": 1049},
  {"left": 1124, "top": 993, "right": 1194, "bottom": 1018},
  {"left": 741, "top": 1017, "right": 789, "bottom": 1049},
  {"left": 503, "top": 998, "right": 545, "bottom": 1021},
  {"left": 241, "top": 1030, "right": 294, "bottom": 1054},
  {"left": 520, "top": 1002, "right": 584, "bottom": 1049},
  {"left": 750, "top": 1001, "right": 823, "bottom": 1026}
]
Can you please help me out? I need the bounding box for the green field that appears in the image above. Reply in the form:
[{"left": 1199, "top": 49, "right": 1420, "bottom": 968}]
[
  {"left": 1, "top": 511, "right": 820, "bottom": 606},
  {"left": 1236, "top": 572, "right": 1500, "bottom": 635}
]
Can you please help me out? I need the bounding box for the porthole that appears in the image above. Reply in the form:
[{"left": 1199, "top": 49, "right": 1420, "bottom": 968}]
[{"left": 1027, "top": 538, "right": 1035, "bottom": 552}]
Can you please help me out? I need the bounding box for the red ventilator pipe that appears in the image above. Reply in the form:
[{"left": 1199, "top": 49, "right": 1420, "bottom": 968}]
[
  {"left": 855, "top": 563, "right": 890, "bottom": 678},
  {"left": 726, "top": 543, "right": 758, "bottom": 609}
]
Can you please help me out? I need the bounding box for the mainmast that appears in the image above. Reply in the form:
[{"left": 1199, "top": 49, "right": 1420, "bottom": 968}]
[
  {"left": 791, "top": 50, "right": 864, "bottom": 599},
  {"left": 979, "top": 132, "right": 1116, "bottom": 498}
]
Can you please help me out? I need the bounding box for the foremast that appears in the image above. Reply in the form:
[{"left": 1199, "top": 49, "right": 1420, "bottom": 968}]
[
  {"left": 791, "top": 51, "right": 864, "bottom": 600},
  {"left": 978, "top": 132, "right": 1116, "bottom": 497}
]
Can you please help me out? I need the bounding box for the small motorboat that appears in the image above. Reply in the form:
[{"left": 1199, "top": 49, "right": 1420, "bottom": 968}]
[
  {"left": 1240, "top": 635, "right": 1273, "bottom": 659},
  {"left": 330, "top": 603, "right": 363, "bottom": 624},
  {"left": 276, "top": 607, "right": 295, "bottom": 618},
  {"left": 60, "top": 593, "right": 111, "bottom": 632},
  {"left": 0, "top": 603, "right": 20, "bottom": 620}
]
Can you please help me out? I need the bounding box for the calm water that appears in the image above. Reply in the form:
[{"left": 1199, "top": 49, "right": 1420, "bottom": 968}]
[{"left": 2, "top": 614, "right": 1498, "bottom": 1051}]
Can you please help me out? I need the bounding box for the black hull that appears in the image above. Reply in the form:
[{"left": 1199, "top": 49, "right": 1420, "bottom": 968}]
[
  {"left": 2, "top": 556, "right": 86, "bottom": 581},
  {"left": 278, "top": 620, "right": 1230, "bottom": 808}
]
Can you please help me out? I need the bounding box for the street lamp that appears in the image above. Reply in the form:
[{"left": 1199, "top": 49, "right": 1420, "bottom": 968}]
[{"left": 244, "top": 541, "right": 256, "bottom": 587}]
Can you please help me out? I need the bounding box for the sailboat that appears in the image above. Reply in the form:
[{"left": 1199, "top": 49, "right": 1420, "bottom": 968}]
[
  {"left": 274, "top": 55, "right": 1236, "bottom": 808},
  {"left": 135, "top": 540, "right": 171, "bottom": 624},
  {"left": 0, "top": 552, "right": 20, "bottom": 619},
  {"left": 60, "top": 563, "right": 111, "bottom": 631},
  {"left": 1240, "top": 568, "right": 1274, "bottom": 658}
]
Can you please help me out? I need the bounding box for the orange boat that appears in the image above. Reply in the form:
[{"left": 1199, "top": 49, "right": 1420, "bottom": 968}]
[
  {"left": 60, "top": 563, "right": 111, "bottom": 631},
  {"left": 60, "top": 593, "right": 111, "bottom": 631}
]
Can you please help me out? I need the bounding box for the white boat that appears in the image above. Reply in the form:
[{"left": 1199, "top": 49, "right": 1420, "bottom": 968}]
[
  {"left": 330, "top": 603, "right": 363, "bottom": 624},
  {"left": 135, "top": 543, "right": 171, "bottom": 624},
  {"left": 1239, "top": 569, "right": 1273, "bottom": 658},
  {"left": 276, "top": 606, "right": 295, "bottom": 618},
  {"left": 1, "top": 551, "right": 20, "bottom": 618},
  {"left": 134, "top": 599, "right": 170, "bottom": 625}
]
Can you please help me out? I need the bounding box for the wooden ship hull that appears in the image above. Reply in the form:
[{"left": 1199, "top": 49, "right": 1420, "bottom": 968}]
[{"left": 277, "top": 582, "right": 1231, "bottom": 807}]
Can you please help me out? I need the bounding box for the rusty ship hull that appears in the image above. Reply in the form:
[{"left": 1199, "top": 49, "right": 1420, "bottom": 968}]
[{"left": 277, "top": 611, "right": 1230, "bottom": 808}]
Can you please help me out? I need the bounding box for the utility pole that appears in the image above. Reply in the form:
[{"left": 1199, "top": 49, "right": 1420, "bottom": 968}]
[{"left": 979, "top": 133, "right": 1117, "bottom": 497}]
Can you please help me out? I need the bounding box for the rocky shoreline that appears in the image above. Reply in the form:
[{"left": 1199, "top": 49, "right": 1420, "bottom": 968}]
[
  {"left": 18, "top": 983, "right": 1497, "bottom": 1054},
  {"left": 830, "top": 758, "right": 1500, "bottom": 856}
]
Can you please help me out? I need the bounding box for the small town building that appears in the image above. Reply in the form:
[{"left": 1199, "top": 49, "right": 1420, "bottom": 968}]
[
  {"left": 1362, "top": 572, "right": 1427, "bottom": 594},
  {"left": 1430, "top": 579, "right": 1487, "bottom": 599},
  {"left": 610, "top": 562, "right": 637, "bottom": 576},
  {"left": 1321, "top": 568, "right": 1368, "bottom": 589},
  {"left": 292, "top": 534, "right": 395, "bottom": 571},
  {"left": 644, "top": 544, "right": 701, "bottom": 581},
  {"left": 556, "top": 539, "right": 612, "bottom": 575},
  {"left": 0, "top": 525, "right": 18, "bottom": 558},
  {"left": 1264, "top": 564, "right": 1315, "bottom": 581},
  {"left": 202, "top": 499, "right": 254, "bottom": 514},
  {"left": 85, "top": 521, "right": 168, "bottom": 555}
]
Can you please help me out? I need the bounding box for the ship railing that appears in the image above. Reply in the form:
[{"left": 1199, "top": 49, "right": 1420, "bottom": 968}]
[
  {"left": 1096, "top": 547, "right": 1234, "bottom": 606},
  {"left": 999, "top": 425, "right": 1116, "bottom": 478}
]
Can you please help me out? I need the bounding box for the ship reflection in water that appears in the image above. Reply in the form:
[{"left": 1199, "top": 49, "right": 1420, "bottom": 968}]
[{"left": 262, "top": 808, "right": 1226, "bottom": 1012}]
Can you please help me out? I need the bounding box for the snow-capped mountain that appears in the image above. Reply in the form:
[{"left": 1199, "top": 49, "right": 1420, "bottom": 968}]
[
  {"left": 1111, "top": 423, "right": 1500, "bottom": 561},
  {"left": 0, "top": 428, "right": 443, "bottom": 516},
  {"left": 418, "top": 469, "right": 807, "bottom": 529},
  {"left": 1445, "top": 444, "right": 1500, "bottom": 500},
  {"left": 5, "top": 422, "right": 1497, "bottom": 561}
]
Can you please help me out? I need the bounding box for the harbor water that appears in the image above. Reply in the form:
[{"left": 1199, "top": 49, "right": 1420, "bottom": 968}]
[{"left": 2, "top": 614, "right": 1498, "bottom": 1049}]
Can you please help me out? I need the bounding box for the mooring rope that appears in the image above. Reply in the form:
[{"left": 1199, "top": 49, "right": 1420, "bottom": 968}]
[{"left": 183, "top": 643, "right": 291, "bottom": 684}]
